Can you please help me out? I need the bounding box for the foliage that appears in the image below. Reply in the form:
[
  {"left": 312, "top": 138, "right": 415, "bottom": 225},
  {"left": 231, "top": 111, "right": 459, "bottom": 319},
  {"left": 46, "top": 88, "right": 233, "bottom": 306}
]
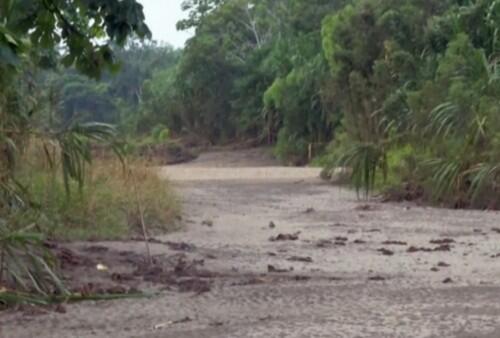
[
  {"left": 318, "top": 0, "right": 500, "bottom": 207},
  {"left": 0, "top": 224, "right": 68, "bottom": 300},
  {"left": 4, "top": 0, "right": 500, "bottom": 309},
  {"left": 0, "top": 0, "right": 150, "bottom": 78},
  {"left": 0, "top": 0, "right": 151, "bottom": 303},
  {"left": 148, "top": 0, "right": 500, "bottom": 210},
  {"left": 161, "top": 0, "right": 346, "bottom": 156},
  {"left": 274, "top": 128, "right": 308, "bottom": 165},
  {"left": 139, "top": 0, "right": 500, "bottom": 209},
  {"left": 34, "top": 42, "right": 182, "bottom": 136}
]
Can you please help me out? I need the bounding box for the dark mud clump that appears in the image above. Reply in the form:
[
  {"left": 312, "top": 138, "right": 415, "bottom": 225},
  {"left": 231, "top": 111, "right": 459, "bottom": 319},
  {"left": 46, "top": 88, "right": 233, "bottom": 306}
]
[
  {"left": 314, "top": 239, "right": 344, "bottom": 247},
  {"left": 50, "top": 243, "right": 220, "bottom": 298},
  {"left": 231, "top": 277, "right": 267, "bottom": 287},
  {"left": 135, "top": 238, "right": 198, "bottom": 252},
  {"left": 315, "top": 239, "right": 334, "bottom": 248},
  {"left": 382, "top": 241, "right": 408, "bottom": 246},
  {"left": 56, "top": 247, "right": 92, "bottom": 268},
  {"left": 177, "top": 279, "right": 211, "bottom": 294},
  {"left": 354, "top": 204, "right": 379, "bottom": 211},
  {"left": 82, "top": 245, "right": 109, "bottom": 253},
  {"left": 334, "top": 236, "right": 349, "bottom": 242},
  {"left": 434, "top": 244, "right": 452, "bottom": 251},
  {"left": 269, "top": 232, "right": 301, "bottom": 242},
  {"left": 382, "top": 182, "right": 425, "bottom": 203},
  {"left": 430, "top": 238, "right": 455, "bottom": 245},
  {"left": 365, "top": 229, "right": 381, "bottom": 233},
  {"left": 407, "top": 246, "right": 431, "bottom": 253},
  {"left": 165, "top": 241, "right": 197, "bottom": 252},
  {"left": 368, "top": 276, "right": 387, "bottom": 281},
  {"left": 137, "top": 255, "right": 215, "bottom": 293},
  {"left": 377, "top": 248, "right": 395, "bottom": 256},
  {"left": 287, "top": 256, "right": 313, "bottom": 263},
  {"left": 407, "top": 244, "right": 451, "bottom": 253},
  {"left": 267, "top": 265, "right": 292, "bottom": 273}
]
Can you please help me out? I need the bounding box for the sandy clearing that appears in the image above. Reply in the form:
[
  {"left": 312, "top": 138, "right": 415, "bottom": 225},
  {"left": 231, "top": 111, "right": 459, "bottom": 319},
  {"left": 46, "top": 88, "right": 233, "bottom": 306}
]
[
  {"left": 158, "top": 166, "right": 322, "bottom": 181},
  {"left": 3, "top": 148, "right": 500, "bottom": 338}
]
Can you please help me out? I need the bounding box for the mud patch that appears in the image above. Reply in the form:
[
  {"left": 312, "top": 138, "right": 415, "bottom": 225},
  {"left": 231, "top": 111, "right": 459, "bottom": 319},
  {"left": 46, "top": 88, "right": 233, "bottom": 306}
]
[
  {"left": 287, "top": 256, "right": 313, "bottom": 263},
  {"left": 430, "top": 238, "right": 455, "bottom": 245},
  {"left": 368, "top": 276, "right": 387, "bottom": 281},
  {"left": 407, "top": 245, "right": 452, "bottom": 253},
  {"left": 269, "top": 232, "right": 301, "bottom": 242},
  {"left": 382, "top": 240, "right": 408, "bottom": 246},
  {"left": 165, "top": 241, "right": 197, "bottom": 252},
  {"left": 354, "top": 204, "right": 379, "bottom": 211},
  {"left": 267, "top": 265, "right": 293, "bottom": 273},
  {"left": 377, "top": 248, "right": 395, "bottom": 256},
  {"left": 49, "top": 243, "right": 216, "bottom": 297}
]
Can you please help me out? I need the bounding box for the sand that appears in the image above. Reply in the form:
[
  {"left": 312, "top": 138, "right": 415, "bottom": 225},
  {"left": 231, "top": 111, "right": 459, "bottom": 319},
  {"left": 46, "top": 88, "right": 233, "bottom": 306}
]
[{"left": 3, "top": 148, "right": 500, "bottom": 338}]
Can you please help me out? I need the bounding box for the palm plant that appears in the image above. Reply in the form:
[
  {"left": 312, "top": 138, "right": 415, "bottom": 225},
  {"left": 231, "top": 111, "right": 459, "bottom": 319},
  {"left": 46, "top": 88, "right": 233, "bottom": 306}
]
[
  {"left": 1, "top": 72, "right": 122, "bottom": 304},
  {"left": 0, "top": 224, "right": 69, "bottom": 305},
  {"left": 336, "top": 142, "right": 387, "bottom": 197}
]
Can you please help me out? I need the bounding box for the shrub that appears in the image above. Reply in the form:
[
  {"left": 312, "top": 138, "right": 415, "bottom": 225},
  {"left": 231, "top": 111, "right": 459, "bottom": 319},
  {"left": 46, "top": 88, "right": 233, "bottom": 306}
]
[
  {"left": 274, "top": 128, "right": 309, "bottom": 166},
  {"left": 384, "top": 144, "right": 418, "bottom": 187},
  {"left": 151, "top": 124, "right": 171, "bottom": 143}
]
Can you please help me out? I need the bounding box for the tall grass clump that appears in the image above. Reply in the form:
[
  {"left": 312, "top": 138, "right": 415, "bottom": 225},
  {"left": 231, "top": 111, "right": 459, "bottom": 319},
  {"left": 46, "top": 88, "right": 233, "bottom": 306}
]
[{"left": 21, "top": 142, "right": 180, "bottom": 241}]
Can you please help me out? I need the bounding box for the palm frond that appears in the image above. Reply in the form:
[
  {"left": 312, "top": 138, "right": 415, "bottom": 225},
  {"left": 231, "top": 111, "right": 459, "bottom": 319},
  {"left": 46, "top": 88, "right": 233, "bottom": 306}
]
[
  {"left": 424, "top": 157, "right": 463, "bottom": 199},
  {"left": 337, "top": 142, "right": 387, "bottom": 197},
  {"left": 427, "top": 101, "right": 461, "bottom": 138},
  {"left": 466, "top": 162, "right": 500, "bottom": 202},
  {"left": 55, "top": 122, "right": 123, "bottom": 194},
  {"left": 0, "top": 223, "right": 69, "bottom": 297}
]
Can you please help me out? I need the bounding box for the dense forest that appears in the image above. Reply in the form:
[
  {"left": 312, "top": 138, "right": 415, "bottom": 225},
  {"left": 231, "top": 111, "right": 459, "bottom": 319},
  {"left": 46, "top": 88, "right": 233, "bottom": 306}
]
[
  {"left": 163, "top": 0, "right": 500, "bottom": 208},
  {"left": 35, "top": 0, "right": 500, "bottom": 208},
  {"left": 2, "top": 0, "right": 500, "bottom": 304}
]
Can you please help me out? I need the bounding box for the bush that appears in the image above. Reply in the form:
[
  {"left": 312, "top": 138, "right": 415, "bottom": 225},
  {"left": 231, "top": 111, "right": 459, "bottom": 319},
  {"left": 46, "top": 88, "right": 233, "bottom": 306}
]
[
  {"left": 313, "top": 130, "right": 350, "bottom": 169},
  {"left": 274, "top": 128, "right": 309, "bottom": 165},
  {"left": 383, "top": 144, "right": 418, "bottom": 187},
  {"left": 151, "top": 124, "right": 171, "bottom": 143}
]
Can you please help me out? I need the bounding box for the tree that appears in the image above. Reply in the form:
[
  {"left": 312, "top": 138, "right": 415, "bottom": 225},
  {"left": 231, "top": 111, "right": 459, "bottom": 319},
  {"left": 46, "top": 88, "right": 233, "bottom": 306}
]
[
  {"left": 169, "top": 0, "right": 343, "bottom": 148},
  {"left": 1, "top": 0, "right": 150, "bottom": 77}
]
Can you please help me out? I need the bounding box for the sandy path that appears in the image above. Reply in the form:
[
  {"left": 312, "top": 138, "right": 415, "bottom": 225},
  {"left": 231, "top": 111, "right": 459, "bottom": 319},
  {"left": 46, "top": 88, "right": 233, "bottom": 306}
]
[{"left": 3, "top": 148, "right": 500, "bottom": 338}]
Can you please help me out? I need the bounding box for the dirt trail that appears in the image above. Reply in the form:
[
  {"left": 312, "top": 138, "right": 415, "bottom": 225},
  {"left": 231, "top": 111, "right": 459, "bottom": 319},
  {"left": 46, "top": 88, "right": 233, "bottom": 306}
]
[{"left": 4, "top": 148, "right": 500, "bottom": 338}]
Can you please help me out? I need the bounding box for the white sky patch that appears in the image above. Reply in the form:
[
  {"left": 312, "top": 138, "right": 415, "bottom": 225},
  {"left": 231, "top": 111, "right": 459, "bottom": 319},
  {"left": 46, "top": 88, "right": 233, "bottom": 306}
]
[{"left": 139, "top": 0, "right": 194, "bottom": 48}]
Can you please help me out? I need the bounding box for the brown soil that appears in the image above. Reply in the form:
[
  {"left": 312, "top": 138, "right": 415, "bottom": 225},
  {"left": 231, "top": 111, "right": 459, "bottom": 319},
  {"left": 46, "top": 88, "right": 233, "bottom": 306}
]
[{"left": 3, "top": 148, "right": 500, "bottom": 338}]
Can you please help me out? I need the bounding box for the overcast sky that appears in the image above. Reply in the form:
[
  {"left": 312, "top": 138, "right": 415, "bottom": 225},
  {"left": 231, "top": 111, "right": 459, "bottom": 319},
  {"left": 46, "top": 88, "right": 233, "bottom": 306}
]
[{"left": 139, "top": 0, "right": 193, "bottom": 48}]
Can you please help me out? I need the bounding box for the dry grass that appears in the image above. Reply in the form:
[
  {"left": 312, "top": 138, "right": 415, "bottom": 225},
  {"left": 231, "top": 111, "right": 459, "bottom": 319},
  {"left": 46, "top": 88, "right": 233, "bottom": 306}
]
[{"left": 20, "top": 145, "right": 180, "bottom": 240}]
